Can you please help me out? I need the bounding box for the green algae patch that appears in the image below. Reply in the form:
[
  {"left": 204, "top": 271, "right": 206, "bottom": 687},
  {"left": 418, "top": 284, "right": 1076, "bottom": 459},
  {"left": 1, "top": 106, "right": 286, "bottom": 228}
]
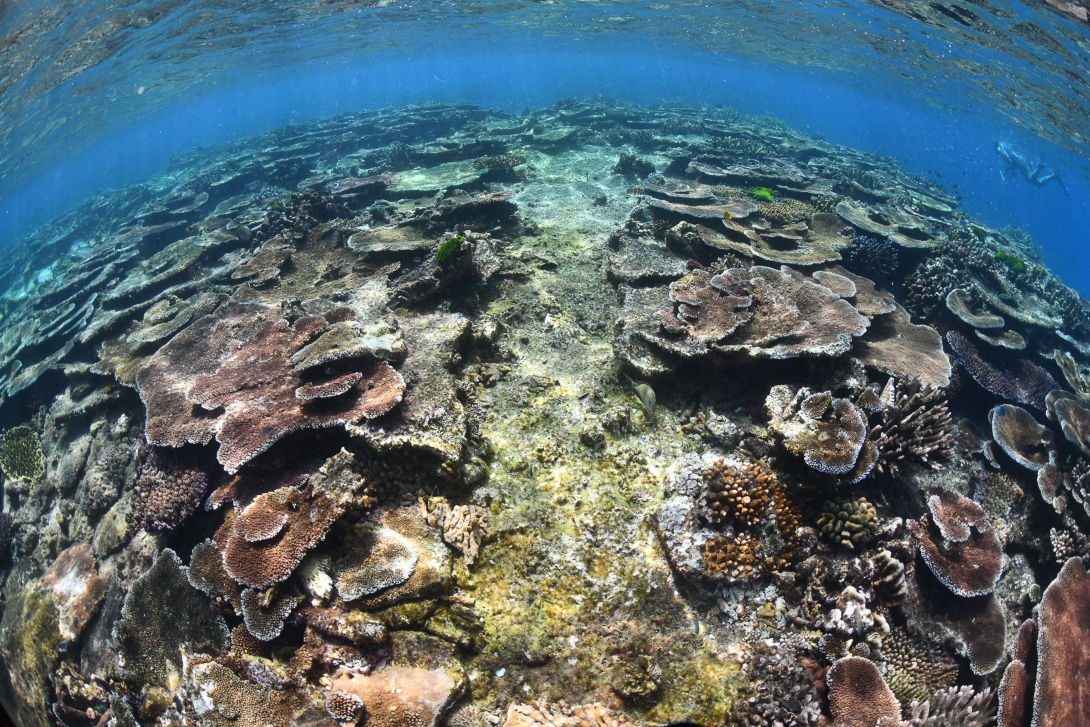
[
  {"left": 436, "top": 235, "right": 465, "bottom": 266},
  {"left": 750, "top": 186, "right": 775, "bottom": 202}
]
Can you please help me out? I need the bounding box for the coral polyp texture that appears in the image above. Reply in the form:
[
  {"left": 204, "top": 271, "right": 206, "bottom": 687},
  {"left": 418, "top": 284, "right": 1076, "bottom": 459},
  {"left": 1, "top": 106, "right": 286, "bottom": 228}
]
[{"left": 1, "top": 98, "right": 1089, "bottom": 726}]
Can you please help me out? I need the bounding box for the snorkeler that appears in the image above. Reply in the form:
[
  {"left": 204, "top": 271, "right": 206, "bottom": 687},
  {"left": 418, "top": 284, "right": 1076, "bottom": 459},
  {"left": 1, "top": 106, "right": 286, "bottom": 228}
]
[{"left": 995, "top": 140, "right": 1070, "bottom": 195}]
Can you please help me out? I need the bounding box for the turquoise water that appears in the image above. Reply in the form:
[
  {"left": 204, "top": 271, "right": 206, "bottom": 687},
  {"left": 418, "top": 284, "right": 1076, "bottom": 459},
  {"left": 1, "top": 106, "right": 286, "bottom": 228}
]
[{"left": 2, "top": 1, "right": 1089, "bottom": 292}]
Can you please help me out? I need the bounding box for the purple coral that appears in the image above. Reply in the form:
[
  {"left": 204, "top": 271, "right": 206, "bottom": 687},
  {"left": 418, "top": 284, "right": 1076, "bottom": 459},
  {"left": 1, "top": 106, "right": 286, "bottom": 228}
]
[
  {"left": 946, "top": 329, "right": 1058, "bottom": 410},
  {"left": 130, "top": 449, "right": 209, "bottom": 534}
]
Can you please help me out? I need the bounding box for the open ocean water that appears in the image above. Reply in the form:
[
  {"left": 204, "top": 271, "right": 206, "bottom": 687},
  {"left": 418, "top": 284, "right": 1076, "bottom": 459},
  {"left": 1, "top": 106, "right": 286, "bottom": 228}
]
[{"left": 0, "top": 2, "right": 1088, "bottom": 726}]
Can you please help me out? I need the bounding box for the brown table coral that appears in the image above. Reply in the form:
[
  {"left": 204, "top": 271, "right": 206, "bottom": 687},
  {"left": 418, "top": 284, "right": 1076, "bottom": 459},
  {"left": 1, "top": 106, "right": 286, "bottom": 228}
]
[{"left": 137, "top": 302, "right": 405, "bottom": 472}]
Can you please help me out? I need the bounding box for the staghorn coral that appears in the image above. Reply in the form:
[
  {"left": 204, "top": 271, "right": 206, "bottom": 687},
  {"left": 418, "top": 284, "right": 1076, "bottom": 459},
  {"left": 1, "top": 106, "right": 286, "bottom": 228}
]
[
  {"left": 905, "top": 686, "right": 996, "bottom": 727},
  {"left": 129, "top": 448, "right": 209, "bottom": 534},
  {"left": 909, "top": 489, "right": 1003, "bottom": 598},
  {"left": 0, "top": 425, "right": 44, "bottom": 482},
  {"left": 766, "top": 386, "right": 869, "bottom": 477},
  {"left": 990, "top": 404, "right": 1054, "bottom": 471},
  {"left": 642, "top": 264, "right": 868, "bottom": 363},
  {"left": 867, "top": 378, "right": 954, "bottom": 476},
  {"left": 222, "top": 449, "right": 363, "bottom": 588},
  {"left": 698, "top": 458, "right": 772, "bottom": 526},
  {"left": 112, "top": 549, "right": 230, "bottom": 688},
  {"left": 1033, "top": 557, "right": 1090, "bottom": 727},
  {"left": 945, "top": 330, "right": 1058, "bottom": 411},
  {"left": 816, "top": 496, "right": 877, "bottom": 550},
  {"left": 420, "top": 498, "right": 491, "bottom": 566}
]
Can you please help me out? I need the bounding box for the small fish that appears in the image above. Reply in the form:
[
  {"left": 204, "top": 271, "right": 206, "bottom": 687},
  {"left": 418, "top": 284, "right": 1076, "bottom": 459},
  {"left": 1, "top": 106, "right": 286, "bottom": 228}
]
[
  {"left": 433, "top": 75, "right": 447, "bottom": 83},
  {"left": 622, "top": 372, "right": 656, "bottom": 418}
]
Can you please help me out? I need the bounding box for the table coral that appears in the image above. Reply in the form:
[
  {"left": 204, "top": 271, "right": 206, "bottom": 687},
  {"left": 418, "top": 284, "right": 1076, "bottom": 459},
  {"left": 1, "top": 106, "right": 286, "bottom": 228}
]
[
  {"left": 990, "top": 404, "right": 1054, "bottom": 471},
  {"left": 766, "top": 386, "right": 869, "bottom": 477},
  {"left": 1033, "top": 557, "right": 1090, "bottom": 727},
  {"left": 909, "top": 489, "right": 1003, "bottom": 598},
  {"left": 139, "top": 303, "right": 405, "bottom": 473},
  {"left": 222, "top": 449, "right": 362, "bottom": 588},
  {"left": 946, "top": 330, "right": 1057, "bottom": 411}
]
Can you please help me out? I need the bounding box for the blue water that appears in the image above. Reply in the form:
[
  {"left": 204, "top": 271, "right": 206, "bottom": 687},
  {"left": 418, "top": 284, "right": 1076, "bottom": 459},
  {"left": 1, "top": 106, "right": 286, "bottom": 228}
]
[{"left": 1, "top": 3, "right": 1089, "bottom": 292}]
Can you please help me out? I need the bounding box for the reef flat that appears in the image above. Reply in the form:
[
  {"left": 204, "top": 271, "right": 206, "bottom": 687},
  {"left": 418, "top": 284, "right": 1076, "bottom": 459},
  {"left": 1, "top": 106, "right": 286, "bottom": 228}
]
[{"left": 0, "top": 99, "right": 1087, "bottom": 727}]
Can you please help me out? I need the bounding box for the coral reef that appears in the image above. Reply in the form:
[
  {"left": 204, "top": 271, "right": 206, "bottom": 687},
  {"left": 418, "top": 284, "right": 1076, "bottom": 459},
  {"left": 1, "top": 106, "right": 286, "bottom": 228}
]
[{"left": 0, "top": 97, "right": 1088, "bottom": 727}]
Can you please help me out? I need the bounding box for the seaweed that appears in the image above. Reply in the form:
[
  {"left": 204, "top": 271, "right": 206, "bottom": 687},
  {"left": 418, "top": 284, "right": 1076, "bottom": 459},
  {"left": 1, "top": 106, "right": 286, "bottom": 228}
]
[{"left": 435, "top": 235, "right": 465, "bottom": 266}]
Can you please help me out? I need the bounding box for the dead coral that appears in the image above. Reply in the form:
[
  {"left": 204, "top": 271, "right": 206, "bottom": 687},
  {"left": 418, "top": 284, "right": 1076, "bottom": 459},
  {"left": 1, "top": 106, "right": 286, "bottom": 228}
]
[{"left": 420, "top": 498, "right": 491, "bottom": 566}]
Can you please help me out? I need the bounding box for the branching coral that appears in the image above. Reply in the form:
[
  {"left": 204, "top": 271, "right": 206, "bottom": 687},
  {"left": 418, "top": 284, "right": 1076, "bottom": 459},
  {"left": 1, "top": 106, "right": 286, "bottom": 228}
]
[
  {"left": 846, "top": 230, "right": 899, "bottom": 281},
  {"left": 130, "top": 448, "right": 209, "bottom": 534},
  {"left": 867, "top": 378, "right": 954, "bottom": 475},
  {"left": 698, "top": 459, "right": 772, "bottom": 526}
]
